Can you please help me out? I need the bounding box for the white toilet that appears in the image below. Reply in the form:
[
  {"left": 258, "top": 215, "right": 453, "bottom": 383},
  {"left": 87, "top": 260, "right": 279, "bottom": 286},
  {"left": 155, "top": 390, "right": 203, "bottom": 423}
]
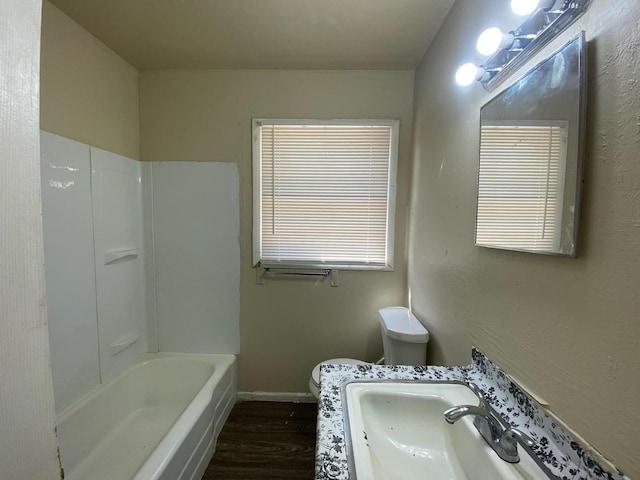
[{"left": 309, "top": 306, "right": 429, "bottom": 398}]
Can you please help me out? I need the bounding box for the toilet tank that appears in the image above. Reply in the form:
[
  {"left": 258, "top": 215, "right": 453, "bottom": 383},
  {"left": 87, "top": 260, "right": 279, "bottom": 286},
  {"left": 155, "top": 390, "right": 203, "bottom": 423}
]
[{"left": 378, "top": 307, "right": 429, "bottom": 365}]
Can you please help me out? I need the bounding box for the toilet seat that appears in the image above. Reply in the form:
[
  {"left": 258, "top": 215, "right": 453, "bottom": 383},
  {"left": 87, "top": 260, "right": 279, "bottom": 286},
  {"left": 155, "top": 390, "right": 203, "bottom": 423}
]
[{"left": 309, "top": 358, "right": 368, "bottom": 398}]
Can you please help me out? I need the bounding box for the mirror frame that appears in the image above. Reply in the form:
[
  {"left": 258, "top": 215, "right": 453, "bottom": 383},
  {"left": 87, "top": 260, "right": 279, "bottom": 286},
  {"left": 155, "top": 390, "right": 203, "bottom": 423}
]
[{"left": 475, "top": 31, "right": 587, "bottom": 257}]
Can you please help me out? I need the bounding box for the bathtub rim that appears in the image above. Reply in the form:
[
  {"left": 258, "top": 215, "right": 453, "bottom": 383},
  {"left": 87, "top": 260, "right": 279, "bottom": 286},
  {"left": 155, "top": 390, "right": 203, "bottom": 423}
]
[
  {"left": 56, "top": 352, "right": 234, "bottom": 424},
  {"left": 56, "top": 352, "right": 237, "bottom": 480}
]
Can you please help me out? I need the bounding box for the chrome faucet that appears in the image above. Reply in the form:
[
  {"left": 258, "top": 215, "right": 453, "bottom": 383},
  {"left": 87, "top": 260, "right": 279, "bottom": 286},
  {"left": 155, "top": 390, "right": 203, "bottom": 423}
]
[{"left": 443, "top": 383, "right": 536, "bottom": 463}]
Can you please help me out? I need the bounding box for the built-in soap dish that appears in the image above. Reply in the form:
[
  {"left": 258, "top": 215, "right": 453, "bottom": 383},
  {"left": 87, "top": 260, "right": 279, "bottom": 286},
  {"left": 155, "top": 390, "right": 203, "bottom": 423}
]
[
  {"left": 104, "top": 247, "right": 138, "bottom": 265},
  {"left": 110, "top": 332, "right": 139, "bottom": 356}
]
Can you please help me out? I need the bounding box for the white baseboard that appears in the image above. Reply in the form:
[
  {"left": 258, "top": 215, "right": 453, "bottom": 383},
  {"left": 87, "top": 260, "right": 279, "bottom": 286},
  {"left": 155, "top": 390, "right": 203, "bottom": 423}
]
[{"left": 237, "top": 391, "right": 317, "bottom": 403}]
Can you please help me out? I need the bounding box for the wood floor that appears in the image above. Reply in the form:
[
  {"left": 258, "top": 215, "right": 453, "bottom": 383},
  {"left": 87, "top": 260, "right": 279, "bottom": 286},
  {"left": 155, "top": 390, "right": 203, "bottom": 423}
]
[{"left": 202, "top": 401, "right": 318, "bottom": 480}]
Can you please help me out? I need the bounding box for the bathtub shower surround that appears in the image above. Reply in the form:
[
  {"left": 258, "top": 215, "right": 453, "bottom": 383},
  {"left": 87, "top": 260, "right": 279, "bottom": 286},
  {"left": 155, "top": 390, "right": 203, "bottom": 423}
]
[
  {"left": 41, "top": 133, "right": 241, "bottom": 405},
  {"left": 151, "top": 162, "right": 240, "bottom": 355},
  {"left": 315, "top": 349, "right": 627, "bottom": 480},
  {"left": 41, "top": 132, "right": 148, "bottom": 411},
  {"left": 57, "top": 354, "right": 236, "bottom": 480}
]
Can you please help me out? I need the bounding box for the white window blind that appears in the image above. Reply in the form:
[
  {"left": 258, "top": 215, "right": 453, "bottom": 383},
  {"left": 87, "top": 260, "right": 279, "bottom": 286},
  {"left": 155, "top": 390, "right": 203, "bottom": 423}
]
[
  {"left": 476, "top": 123, "right": 567, "bottom": 252},
  {"left": 253, "top": 119, "right": 398, "bottom": 270}
]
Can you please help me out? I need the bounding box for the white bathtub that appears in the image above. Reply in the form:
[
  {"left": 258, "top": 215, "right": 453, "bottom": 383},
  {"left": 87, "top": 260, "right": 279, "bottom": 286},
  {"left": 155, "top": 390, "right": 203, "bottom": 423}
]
[{"left": 56, "top": 353, "right": 236, "bottom": 480}]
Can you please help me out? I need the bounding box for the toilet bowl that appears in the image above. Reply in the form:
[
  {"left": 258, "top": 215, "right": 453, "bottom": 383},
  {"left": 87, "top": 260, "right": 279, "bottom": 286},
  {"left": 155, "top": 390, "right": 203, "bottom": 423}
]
[{"left": 309, "top": 306, "right": 429, "bottom": 399}]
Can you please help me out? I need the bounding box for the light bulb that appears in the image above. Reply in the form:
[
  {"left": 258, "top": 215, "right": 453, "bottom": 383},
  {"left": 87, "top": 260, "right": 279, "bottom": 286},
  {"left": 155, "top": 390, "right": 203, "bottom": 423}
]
[
  {"left": 476, "top": 28, "right": 513, "bottom": 56},
  {"left": 455, "top": 63, "right": 481, "bottom": 86},
  {"left": 511, "top": 0, "right": 540, "bottom": 16},
  {"left": 477, "top": 28, "right": 503, "bottom": 56}
]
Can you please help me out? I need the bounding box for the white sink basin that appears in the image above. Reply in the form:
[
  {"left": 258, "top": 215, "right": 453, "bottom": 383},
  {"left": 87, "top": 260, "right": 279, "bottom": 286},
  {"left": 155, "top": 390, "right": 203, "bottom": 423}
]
[{"left": 344, "top": 381, "right": 550, "bottom": 480}]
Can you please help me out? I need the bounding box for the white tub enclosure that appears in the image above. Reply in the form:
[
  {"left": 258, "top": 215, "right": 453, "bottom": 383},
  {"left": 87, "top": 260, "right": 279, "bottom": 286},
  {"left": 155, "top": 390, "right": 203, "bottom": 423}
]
[
  {"left": 40, "top": 131, "right": 241, "bottom": 479},
  {"left": 40, "top": 132, "right": 150, "bottom": 411}
]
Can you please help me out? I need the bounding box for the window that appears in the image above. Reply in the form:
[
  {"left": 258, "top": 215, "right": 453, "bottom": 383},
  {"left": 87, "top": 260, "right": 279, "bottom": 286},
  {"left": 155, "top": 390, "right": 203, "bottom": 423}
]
[
  {"left": 476, "top": 121, "right": 567, "bottom": 252},
  {"left": 252, "top": 119, "right": 399, "bottom": 270}
]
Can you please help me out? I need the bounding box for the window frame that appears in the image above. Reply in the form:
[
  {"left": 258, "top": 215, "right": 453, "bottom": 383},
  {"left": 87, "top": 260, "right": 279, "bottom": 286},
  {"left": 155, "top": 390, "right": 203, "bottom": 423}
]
[{"left": 252, "top": 118, "right": 399, "bottom": 271}]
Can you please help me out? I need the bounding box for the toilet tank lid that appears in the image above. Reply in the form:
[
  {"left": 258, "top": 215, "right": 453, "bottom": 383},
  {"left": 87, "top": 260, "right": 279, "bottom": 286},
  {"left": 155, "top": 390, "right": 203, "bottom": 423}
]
[{"left": 378, "top": 306, "right": 429, "bottom": 343}]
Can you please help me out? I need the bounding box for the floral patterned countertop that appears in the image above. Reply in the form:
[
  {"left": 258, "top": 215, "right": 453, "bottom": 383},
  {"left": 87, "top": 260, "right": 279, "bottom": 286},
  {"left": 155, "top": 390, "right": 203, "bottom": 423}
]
[{"left": 314, "top": 349, "right": 627, "bottom": 480}]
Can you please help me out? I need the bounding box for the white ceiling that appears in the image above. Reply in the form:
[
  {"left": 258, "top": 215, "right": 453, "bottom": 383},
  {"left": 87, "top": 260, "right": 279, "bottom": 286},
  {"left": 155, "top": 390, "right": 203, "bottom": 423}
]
[{"left": 48, "top": 0, "right": 455, "bottom": 70}]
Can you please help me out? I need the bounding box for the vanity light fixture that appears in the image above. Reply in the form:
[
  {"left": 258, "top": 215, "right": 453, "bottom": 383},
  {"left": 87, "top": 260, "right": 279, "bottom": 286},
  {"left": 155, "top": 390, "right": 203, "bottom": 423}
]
[{"left": 455, "top": 0, "right": 592, "bottom": 90}]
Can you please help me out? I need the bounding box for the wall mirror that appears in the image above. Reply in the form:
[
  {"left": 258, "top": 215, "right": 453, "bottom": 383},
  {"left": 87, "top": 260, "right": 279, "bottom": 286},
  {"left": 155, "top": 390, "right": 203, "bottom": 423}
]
[{"left": 476, "top": 32, "right": 586, "bottom": 257}]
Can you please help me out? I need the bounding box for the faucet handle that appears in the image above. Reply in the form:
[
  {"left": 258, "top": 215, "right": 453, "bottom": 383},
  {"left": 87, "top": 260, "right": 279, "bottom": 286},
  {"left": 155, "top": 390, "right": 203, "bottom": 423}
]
[
  {"left": 496, "top": 428, "right": 536, "bottom": 463},
  {"left": 467, "top": 382, "right": 489, "bottom": 410},
  {"left": 493, "top": 428, "right": 536, "bottom": 463}
]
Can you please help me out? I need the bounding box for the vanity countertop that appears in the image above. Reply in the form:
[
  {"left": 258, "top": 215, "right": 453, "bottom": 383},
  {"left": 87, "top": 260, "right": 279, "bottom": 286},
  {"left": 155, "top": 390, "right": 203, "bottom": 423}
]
[{"left": 314, "top": 349, "right": 627, "bottom": 480}]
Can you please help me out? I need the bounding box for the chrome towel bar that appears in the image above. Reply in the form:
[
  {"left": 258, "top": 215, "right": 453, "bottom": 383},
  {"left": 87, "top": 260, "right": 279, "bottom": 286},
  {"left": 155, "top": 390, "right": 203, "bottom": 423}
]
[{"left": 256, "top": 267, "right": 338, "bottom": 286}]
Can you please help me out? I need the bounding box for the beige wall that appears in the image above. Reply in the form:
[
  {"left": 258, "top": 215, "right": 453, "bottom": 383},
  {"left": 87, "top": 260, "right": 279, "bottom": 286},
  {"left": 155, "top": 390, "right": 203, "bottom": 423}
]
[
  {"left": 40, "top": 1, "right": 140, "bottom": 159},
  {"left": 1, "top": 0, "right": 61, "bottom": 478},
  {"left": 140, "top": 70, "right": 414, "bottom": 391},
  {"left": 409, "top": 0, "right": 640, "bottom": 476}
]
